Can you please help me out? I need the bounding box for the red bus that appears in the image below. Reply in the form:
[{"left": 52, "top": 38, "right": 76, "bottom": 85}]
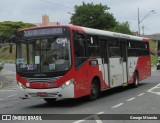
[{"left": 14, "top": 25, "right": 151, "bottom": 103}]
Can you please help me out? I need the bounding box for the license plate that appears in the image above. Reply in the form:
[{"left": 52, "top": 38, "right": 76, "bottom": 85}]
[{"left": 37, "top": 92, "right": 47, "bottom": 97}]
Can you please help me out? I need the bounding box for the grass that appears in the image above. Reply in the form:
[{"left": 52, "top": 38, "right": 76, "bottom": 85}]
[
  {"left": 0, "top": 44, "right": 16, "bottom": 63},
  {"left": 150, "top": 40, "right": 157, "bottom": 66}
]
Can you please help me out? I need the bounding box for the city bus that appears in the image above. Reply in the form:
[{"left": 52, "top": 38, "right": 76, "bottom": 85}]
[{"left": 13, "top": 25, "right": 151, "bottom": 103}]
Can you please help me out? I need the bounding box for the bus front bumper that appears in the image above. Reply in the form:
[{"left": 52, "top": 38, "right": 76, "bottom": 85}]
[{"left": 17, "top": 83, "right": 74, "bottom": 99}]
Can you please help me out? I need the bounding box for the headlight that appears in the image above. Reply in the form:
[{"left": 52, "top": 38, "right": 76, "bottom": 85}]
[
  {"left": 17, "top": 81, "right": 26, "bottom": 89},
  {"left": 61, "top": 79, "right": 74, "bottom": 89}
]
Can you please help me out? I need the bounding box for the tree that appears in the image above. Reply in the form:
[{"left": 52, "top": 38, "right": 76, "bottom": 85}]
[
  {"left": 0, "top": 21, "right": 35, "bottom": 43},
  {"left": 0, "top": 62, "right": 4, "bottom": 72},
  {"left": 0, "top": 25, "right": 14, "bottom": 43},
  {"left": 70, "top": 2, "right": 117, "bottom": 30},
  {"left": 111, "top": 21, "right": 132, "bottom": 35}
]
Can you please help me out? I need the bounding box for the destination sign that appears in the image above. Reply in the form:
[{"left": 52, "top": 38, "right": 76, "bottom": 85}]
[{"left": 23, "top": 28, "right": 63, "bottom": 37}]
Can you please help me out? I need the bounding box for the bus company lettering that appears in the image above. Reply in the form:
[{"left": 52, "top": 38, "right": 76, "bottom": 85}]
[{"left": 24, "top": 28, "right": 63, "bottom": 37}]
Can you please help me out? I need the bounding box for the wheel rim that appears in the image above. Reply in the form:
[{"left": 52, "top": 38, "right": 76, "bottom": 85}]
[
  {"left": 91, "top": 83, "right": 97, "bottom": 96},
  {"left": 135, "top": 74, "right": 138, "bottom": 86}
]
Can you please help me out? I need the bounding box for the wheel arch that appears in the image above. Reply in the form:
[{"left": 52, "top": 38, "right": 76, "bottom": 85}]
[{"left": 92, "top": 76, "right": 101, "bottom": 92}]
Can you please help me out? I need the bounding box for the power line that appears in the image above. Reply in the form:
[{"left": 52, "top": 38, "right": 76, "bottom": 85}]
[
  {"left": 116, "top": 16, "right": 138, "bottom": 21},
  {"left": 40, "top": 0, "right": 73, "bottom": 9}
]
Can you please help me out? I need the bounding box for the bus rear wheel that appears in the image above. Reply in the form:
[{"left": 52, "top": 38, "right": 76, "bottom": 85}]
[
  {"left": 88, "top": 79, "right": 99, "bottom": 101},
  {"left": 133, "top": 72, "right": 139, "bottom": 88},
  {"left": 44, "top": 98, "right": 56, "bottom": 103}
]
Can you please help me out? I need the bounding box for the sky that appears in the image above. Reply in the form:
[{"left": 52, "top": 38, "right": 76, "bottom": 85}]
[{"left": 0, "top": 0, "right": 159, "bottom": 35}]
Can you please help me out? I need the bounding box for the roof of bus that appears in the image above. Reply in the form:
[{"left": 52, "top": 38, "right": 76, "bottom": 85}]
[
  {"left": 19, "top": 24, "right": 149, "bottom": 42},
  {"left": 81, "top": 27, "right": 146, "bottom": 41}
]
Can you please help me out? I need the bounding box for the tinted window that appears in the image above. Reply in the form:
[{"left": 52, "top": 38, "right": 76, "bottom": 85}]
[
  {"left": 128, "top": 41, "right": 150, "bottom": 57},
  {"left": 108, "top": 39, "right": 120, "bottom": 57},
  {"left": 87, "top": 36, "right": 100, "bottom": 57},
  {"left": 74, "top": 33, "right": 87, "bottom": 69}
]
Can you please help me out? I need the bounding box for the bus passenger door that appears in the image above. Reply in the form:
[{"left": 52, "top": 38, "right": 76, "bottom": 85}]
[
  {"left": 109, "top": 40, "right": 123, "bottom": 87},
  {"left": 74, "top": 32, "right": 89, "bottom": 96},
  {"left": 120, "top": 42, "right": 128, "bottom": 84},
  {"left": 99, "top": 40, "right": 109, "bottom": 87}
]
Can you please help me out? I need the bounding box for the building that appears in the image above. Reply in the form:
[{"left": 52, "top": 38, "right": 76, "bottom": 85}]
[{"left": 36, "top": 15, "right": 60, "bottom": 26}]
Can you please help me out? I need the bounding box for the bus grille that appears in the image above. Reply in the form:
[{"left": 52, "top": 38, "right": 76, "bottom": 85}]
[{"left": 24, "top": 76, "right": 62, "bottom": 83}]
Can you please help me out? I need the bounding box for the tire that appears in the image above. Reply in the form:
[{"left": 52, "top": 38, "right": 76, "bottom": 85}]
[
  {"left": 44, "top": 98, "right": 56, "bottom": 103},
  {"left": 133, "top": 72, "right": 139, "bottom": 88},
  {"left": 88, "top": 79, "right": 99, "bottom": 101}
]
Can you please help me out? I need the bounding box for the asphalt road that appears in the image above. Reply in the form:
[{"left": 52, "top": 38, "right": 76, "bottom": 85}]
[
  {"left": 3, "top": 63, "right": 16, "bottom": 72},
  {"left": 0, "top": 66, "right": 160, "bottom": 123}
]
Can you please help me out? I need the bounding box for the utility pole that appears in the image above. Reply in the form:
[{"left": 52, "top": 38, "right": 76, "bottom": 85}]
[
  {"left": 137, "top": 7, "right": 156, "bottom": 36},
  {"left": 142, "top": 26, "right": 144, "bottom": 36},
  {"left": 138, "top": 7, "right": 140, "bottom": 36}
]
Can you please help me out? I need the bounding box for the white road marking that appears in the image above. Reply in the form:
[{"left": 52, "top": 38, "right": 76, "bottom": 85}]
[
  {"left": 112, "top": 103, "right": 124, "bottom": 108},
  {"left": 93, "top": 112, "right": 104, "bottom": 123},
  {"left": 0, "top": 94, "right": 17, "bottom": 101},
  {"left": 97, "top": 112, "right": 105, "bottom": 114},
  {"left": 73, "top": 119, "right": 84, "bottom": 123},
  {"left": 137, "top": 93, "right": 145, "bottom": 96},
  {"left": 148, "top": 83, "right": 160, "bottom": 95},
  {"left": 148, "top": 83, "right": 160, "bottom": 90},
  {"left": 73, "top": 112, "right": 105, "bottom": 123},
  {"left": 7, "top": 94, "right": 17, "bottom": 98},
  {"left": 126, "top": 97, "right": 136, "bottom": 102},
  {"left": 0, "top": 90, "right": 17, "bottom": 92}
]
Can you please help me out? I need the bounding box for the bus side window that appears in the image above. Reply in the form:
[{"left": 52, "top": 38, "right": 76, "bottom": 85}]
[
  {"left": 108, "top": 39, "right": 120, "bottom": 57},
  {"left": 87, "top": 35, "right": 100, "bottom": 57},
  {"left": 75, "top": 38, "right": 85, "bottom": 57},
  {"left": 74, "top": 33, "right": 87, "bottom": 69},
  {"left": 128, "top": 41, "right": 136, "bottom": 57}
]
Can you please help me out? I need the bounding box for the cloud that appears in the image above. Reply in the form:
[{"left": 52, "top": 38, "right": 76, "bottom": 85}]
[{"left": 0, "top": 0, "right": 159, "bottom": 34}]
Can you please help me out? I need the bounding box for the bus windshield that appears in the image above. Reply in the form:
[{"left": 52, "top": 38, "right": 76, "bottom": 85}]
[{"left": 16, "top": 36, "right": 71, "bottom": 73}]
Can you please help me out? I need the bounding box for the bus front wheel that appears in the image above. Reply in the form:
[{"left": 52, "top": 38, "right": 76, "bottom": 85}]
[{"left": 88, "top": 79, "right": 99, "bottom": 101}]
